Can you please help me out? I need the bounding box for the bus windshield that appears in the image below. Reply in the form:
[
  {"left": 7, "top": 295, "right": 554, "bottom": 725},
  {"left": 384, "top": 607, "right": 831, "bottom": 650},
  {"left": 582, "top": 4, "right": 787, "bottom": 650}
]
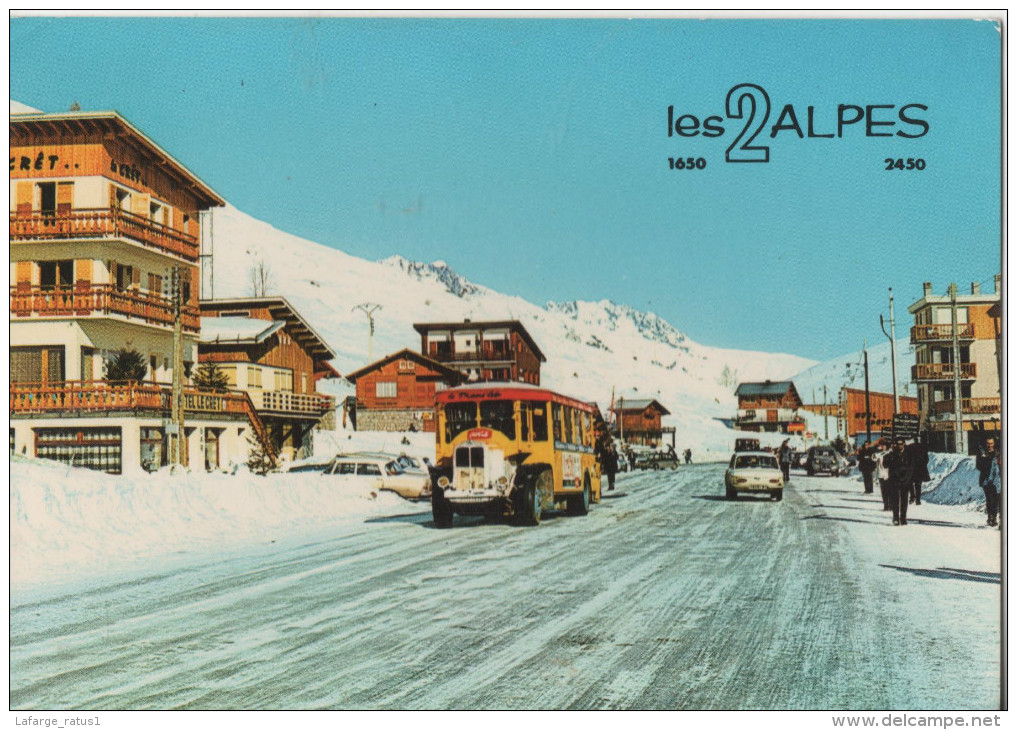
[
  {"left": 445, "top": 402, "right": 478, "bottom": 441},
  {"left": 480, "top": 400, "right": 515, "bottom": 439}
]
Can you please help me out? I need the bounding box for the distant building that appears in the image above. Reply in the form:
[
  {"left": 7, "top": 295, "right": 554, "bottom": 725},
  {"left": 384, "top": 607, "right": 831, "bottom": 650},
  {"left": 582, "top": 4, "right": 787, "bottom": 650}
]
[
  {"left": 836, "top": 389, "right": 919, "bottom": 442},
  {"left": 345, "top": 348, "right": 465, "bottom": 432},
  {"left": 907, "top": 277, "right": 1001, "bottom": 453},
  {"left": 199, "top": 296, "right": 338, "bottom": 461},
  {"left": 734, "top": 381, "right": 806, "bottom": 434},
  {"left": 412, "top": 319, "right": 545, "bottom": 385},
  {"left": 611, "top": 398, "right": 673, "bottom": 447},
  {"left": 8, "top": 110, "right": 270, "bottom": 474}
]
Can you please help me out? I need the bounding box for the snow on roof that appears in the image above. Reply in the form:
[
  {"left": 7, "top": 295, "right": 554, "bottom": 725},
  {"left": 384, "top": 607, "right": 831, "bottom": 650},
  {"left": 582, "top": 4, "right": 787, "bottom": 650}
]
[
  {"left": 199, "top": 317, "right": 285, "bottom": 344},
  {"left": 611, "top": 398, "right": 671, "bottom": 415},
  {"left": 10, "top": 100, "right": 41, "bottom": 114},
  {"left": 735, "top": 381, "right": 796, "bottom": 397}
]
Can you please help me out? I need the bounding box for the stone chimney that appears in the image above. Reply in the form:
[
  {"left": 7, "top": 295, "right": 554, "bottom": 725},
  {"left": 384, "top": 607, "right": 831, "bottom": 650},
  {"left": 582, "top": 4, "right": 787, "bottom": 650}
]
[
  {"left": 972, "top": 281, "right": 981, "bottom": 295},
  {"left": 923, "top": 282, "right": 933, "bottom": 297},
  {"left": 994, "top": 274, "right": 1001, "bottom": 294}
]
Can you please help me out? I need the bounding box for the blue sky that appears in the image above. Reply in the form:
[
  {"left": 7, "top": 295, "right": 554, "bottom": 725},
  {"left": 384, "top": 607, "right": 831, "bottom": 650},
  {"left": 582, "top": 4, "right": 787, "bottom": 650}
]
[{"left": 10, "top": 17, "right": 1001, "bottom": 360}]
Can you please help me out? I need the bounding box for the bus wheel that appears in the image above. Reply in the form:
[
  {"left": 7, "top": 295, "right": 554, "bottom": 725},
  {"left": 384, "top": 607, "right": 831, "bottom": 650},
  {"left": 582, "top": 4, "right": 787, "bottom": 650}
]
[
  {"left": 568, "top": 476, "right": 591, "bottom": 516},
  {"left": 432, "top": 487, "right": 453, "bottom": 528},
  {"left": 518, "top": 472, "right": 546, "bottom": 526}
]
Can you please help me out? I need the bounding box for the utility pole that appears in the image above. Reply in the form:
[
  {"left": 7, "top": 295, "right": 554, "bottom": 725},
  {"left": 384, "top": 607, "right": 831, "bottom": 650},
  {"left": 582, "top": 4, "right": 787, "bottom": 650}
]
[
  {"left": 171, "top": 266, "right": 186, "bottom": 466},
  {"left": 823, "top": 384, "right": 829, "bottom": 440},
  {"left": 879, "top": 287, "right": 901, "bottom": 414},
  {"left": 863, "top": 339, "right": 872, "bottom": 444},
  {"left": 619, "top": 396, "right": 624, "bottom": 443},
  {"left": 352, "top": 303, "right": 382, "bottom": 361},
  {"left": 949, "top": 283, "right": 964, "bottom": 454}
]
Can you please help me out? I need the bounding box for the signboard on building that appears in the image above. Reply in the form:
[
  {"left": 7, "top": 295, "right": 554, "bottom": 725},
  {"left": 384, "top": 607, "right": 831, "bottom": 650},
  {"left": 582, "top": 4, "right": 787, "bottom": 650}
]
[{"left": 892, "top": 413, "right": 919, "bottom": 441}]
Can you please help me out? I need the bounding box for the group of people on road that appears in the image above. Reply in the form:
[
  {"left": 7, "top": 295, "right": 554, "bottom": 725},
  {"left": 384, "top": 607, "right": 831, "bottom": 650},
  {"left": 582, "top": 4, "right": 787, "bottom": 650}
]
[{"left": 856, "top": 436, "right": 931, "bottom": 526}]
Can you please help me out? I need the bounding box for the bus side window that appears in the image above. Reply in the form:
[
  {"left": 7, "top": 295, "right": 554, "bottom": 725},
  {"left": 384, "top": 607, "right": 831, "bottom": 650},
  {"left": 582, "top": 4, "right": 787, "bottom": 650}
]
[
  {"left": 582, "top": 412, "right": 592, "bottom": 447},
  {"left": 551, "top": 403, "right": 563, "bottom": 443},
  {"left": 563, "top": 405, "right": 574, "bottom": 444},
  {"left": 531, "top": 404, "right": 548, "bottom": 441},
  {"left": 520, "top": 401, "right": 530, "bottom": 441}
]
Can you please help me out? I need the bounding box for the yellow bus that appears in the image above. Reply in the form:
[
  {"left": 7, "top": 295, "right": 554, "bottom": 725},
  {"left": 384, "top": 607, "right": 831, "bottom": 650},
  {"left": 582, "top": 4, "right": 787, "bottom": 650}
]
[{"left": 430, "top": 383, "right": 602, "bottom": 527}]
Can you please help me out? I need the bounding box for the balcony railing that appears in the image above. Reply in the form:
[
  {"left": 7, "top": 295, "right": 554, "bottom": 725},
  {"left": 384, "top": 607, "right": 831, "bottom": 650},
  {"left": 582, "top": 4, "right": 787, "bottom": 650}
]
[
  {"left": 736, "top": 408, "right": 802, "bottom": 424},
  {"left": 911, "top": 323, "right": 975, "bottom": 343},
  {"left": 10, "top": 285, "right": 199, "bottom": 333},
  {"left": 911, "top": 362, "right": 977, "bottom": 381},
  {"left": 10, "top": 207, "right": 199, "bottom": 260},
  {"left": 247, "top": 389, "right": 334, "bottom": 417},
  {"left": 932, "top": 397, "right": 1001, "bottom": 416},
  {"left": 9, "top": 381, "right": 248, "bottom": 416}
]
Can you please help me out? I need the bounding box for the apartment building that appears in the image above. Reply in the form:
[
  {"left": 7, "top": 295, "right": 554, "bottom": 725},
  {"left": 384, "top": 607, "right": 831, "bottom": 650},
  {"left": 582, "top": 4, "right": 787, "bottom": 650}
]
[
  {"left": 907, "top": 277, "right": 1002, "bottom": 453},
  {"left": 9, "top": 110, "right": 270, "bottom": 473}
]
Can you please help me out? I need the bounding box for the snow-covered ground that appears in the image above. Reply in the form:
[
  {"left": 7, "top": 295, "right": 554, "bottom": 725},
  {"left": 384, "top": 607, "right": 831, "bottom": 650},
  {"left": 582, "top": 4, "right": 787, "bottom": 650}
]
[{"left": 10, "top": 440, "right": 994, "bottom": 594}]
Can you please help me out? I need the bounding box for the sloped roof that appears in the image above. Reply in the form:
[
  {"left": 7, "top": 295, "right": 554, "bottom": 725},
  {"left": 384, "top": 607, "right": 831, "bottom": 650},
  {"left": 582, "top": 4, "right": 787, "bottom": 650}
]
[
  {"left": 735, "top": 381, "right": 797, "bottom": 398},
  {"left": 200, "top": 296, "right": 336, "bottom": 361},
  {"left": 345, "top": 348, "right": 466, "bottom": 384},
  {"left": 200, "top": 317, "right": 285, "bottom": 344},
  {"left": 10, "top": 110, "right": 225, "bottom": 208},
  {"left": 610, "top": 398, "right": 671, "bottom": 416}
]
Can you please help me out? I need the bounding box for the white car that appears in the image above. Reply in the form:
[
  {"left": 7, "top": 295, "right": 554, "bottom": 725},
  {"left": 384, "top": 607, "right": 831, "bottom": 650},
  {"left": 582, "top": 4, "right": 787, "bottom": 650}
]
[
  {"left": 323, "top": 453, "right": 431, "bottom": 500},
  {"left": 724, "top": 451, "right": 785, "bottom": 501}
]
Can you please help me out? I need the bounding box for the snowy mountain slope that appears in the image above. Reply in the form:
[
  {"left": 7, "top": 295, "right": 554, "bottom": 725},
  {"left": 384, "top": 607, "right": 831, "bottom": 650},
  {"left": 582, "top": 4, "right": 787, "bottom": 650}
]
[
  {"left": 206, "top": 204, "right": 816, "bottom": 456},
  {"left": 10, "top": 100, "right": 41, "bottom": 114},
  {"left": 790, "top": 337, "right": 915, "bottom": 404}
]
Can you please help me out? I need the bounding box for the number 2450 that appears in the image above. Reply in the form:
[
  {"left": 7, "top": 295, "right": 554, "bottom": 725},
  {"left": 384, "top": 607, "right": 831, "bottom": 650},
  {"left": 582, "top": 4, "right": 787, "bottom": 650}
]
[{"left": 885, "top": 157, "right": 926, "bottom": 170}]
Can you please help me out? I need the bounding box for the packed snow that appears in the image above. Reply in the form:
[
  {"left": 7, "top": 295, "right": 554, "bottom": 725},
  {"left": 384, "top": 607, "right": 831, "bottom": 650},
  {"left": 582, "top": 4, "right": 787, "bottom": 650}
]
[{"left": 10, "top": 437, "right": 994, "bottom": 594}]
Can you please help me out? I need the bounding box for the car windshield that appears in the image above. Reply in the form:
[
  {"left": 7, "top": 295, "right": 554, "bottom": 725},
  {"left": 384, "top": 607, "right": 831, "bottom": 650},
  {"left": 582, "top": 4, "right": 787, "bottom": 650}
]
[{"left": 734, "top": 455, "right": 779, "bottom": 469}]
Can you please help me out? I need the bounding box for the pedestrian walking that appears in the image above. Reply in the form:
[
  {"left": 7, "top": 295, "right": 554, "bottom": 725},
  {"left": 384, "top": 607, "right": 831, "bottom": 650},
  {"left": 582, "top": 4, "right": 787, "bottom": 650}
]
[
  {"left": 778, "top": 440, "right": 792, "bottom": 483},
  {"left": 883, "top": 438, "right": 913, "bottom": 526},
  {"left": 906, "top": 435, "right": 930, "bottom": 505},
  {"left": 683, "top": 448, "right": 692, "bottom": 464},
  {"left": 874, "top": 440, "right": 892, "bottom": 511},
  {"left": 976, "top": 437, "right": 1000, "bottom": 527},
  {"left": 857, "top": 441, "right": 876, "bottom": 494},
  {"left": 602, "top": 442, "right": 619, "bottom": 491}
]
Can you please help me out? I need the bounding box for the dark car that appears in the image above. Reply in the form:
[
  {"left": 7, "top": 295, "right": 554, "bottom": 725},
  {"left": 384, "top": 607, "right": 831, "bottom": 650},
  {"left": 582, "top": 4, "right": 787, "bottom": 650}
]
[
  {"left": 805, "top": 446, "right": 841, "bottom": 476},
  {"left": 735, "top": 438, "right": 761, "bottom": 453},
  {"left": 634, "top": 450, "right": 680, "bottom": 470}
]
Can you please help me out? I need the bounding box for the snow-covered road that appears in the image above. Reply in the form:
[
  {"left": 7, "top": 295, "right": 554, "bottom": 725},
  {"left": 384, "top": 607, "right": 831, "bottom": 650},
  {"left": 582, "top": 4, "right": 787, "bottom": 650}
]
[{"left": 10, "top": 465, "right": 1001, "bottom": 710}]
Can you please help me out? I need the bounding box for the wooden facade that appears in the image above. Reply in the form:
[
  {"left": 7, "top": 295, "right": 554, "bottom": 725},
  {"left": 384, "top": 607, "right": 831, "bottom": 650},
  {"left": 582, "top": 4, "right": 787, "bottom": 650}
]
[
  {"left": 347, "top": 349, "right": 464, "bottom": 411},
  {"left": 611, "top": 399, "right": 671, "bottom": 447},
  {"left": 842, "top": 389, "right": 919, "bottom": 439},
  {"left": 412, "top": 319, "right": 546, "bottom": 385},
  {"left": 734, "top": 381, "right": 807, "bottom": 434}
]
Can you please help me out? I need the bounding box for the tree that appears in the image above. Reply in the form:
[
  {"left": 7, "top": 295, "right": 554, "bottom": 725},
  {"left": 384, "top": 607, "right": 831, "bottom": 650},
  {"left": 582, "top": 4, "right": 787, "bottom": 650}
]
[
  {"left": 246, "top": 433, "right": 274, "bottom": 476},
  {"left": 103, "top": 348, "right": 148, "bottom": 384},
  {"left": 718, "top": 364, "right": 739, "bottom": 388},
  {"left": 192, "top": 360, "right": 230, "bottom": 392},
  {"left": 248, "top": 259, "right": 273, "bottom": 297}
]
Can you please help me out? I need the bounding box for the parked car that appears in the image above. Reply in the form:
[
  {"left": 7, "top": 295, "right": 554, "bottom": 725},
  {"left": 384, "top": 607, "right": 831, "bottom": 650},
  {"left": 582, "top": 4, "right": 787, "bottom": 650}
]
[
  {"left": 323, "top": 453, "right": 431, "bottom": 499},
  {"left": 286, "top": 460, "right": 331, "bottom": 473},
  {"left": 804, "top": 446, "right": 843, "bottom": 476},
  {"left": 634, "top": 450, "right": 680, "bottom": 470},
  {"left": 355, "top": 451, "right": 429, "bottom": 477},
  {"left": 725, "top": 451, "right": 784, "bottom": 501}
]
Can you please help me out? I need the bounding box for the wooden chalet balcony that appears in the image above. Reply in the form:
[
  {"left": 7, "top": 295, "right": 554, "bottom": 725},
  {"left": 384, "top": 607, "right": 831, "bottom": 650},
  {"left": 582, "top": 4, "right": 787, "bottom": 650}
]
[
  {"left": 10, "top": 207, "right": 198, "bottom": 260},
  {"left": 247, "top": 390, "right": 334, "bottom": 418},
  {"left": 932, "top": 397, "right": 1001, "bottom": 416},
  {"left": 911, "top": 323, "right": 975, "bottom": 343},
  {"left": 911, "top": 362, "right": 977, "bottom": 381},
  {"left": 10, "top": 285, "right": 200, "bottom": 333},
  {"left": 10, "top": 381, "right": 249, "bottom": 417}
]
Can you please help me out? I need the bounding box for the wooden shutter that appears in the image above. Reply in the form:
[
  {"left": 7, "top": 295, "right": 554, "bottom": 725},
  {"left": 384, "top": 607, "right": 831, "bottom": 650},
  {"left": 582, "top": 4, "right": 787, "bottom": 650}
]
[
  {"left": 15, "top": 261, "right": 32, "bottom": 288},
  {"left": 131, "top": 266, "right": 141, "bottom": 289},
  {"left": 74, "top": 259, "right": 92, "bottom": 285},
  {"left": 15, "top": 182, "right": 32, "bottom": 215},
  {"left": 131, "top": 193, "right": 150, "bottom": 218},
  {"left": 57, "top": 181, "right": 74, "bottom": 214}
]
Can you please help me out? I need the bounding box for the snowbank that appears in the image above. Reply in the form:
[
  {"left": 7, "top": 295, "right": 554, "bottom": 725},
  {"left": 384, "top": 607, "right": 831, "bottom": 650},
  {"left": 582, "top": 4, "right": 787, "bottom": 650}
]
[
  {"left": 843, "top": 451, "right": 989, "bottom": 510},
  {"left": 10, "top": 456, "right": 429, "bottom": 591}
]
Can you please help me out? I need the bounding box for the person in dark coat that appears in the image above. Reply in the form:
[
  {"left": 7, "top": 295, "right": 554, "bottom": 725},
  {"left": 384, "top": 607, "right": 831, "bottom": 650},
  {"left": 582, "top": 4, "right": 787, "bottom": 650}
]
[
  {"left": 683, "top": 448, "right": 692, "bottom": 464},
  {"left": 976, "top": 437, "right": 1000, "bottom": 527},
  {"left": 602, "top": 442, "right": 619, "bottom": 491},
  {"left": 857, "top": 441, "right": 876, "bottom": 494},
  {"left": 906, "top": 436, "right": 930, "bottom": 505},
  {"left": 777, "top": 440, "right": 792, "bottom": 483},
  {"left": 883, "top": 438, "right": 913, "bottom": 525}
]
